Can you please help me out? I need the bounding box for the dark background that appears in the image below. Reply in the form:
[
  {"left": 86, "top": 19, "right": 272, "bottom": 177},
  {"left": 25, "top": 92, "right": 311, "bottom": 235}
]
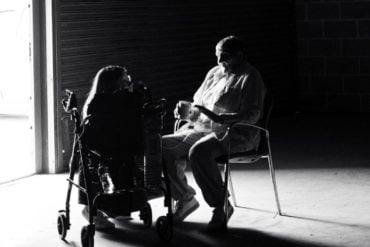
[
  {"left": 55, "top": 0, "right": 370, "bottom": 170},
  {"left": 296, "top": 0, "right": 370, "bottom": 112}
]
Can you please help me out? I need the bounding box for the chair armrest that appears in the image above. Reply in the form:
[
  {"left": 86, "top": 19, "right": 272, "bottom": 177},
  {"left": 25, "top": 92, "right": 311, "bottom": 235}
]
[
  {"left": 229, "top": 122, "right": 268, "bottom": 133},
  {"left": 226, "top": 123, "right": 270, "bottom": 155},
  {"left": 174, "top": 118, "right": 191, "bottom": 133}
]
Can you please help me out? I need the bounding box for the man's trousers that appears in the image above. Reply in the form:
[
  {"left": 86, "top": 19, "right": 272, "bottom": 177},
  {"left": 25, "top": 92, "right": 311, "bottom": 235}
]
[{"left": 162, "top": 129, "right": 228, "bottom": 207}]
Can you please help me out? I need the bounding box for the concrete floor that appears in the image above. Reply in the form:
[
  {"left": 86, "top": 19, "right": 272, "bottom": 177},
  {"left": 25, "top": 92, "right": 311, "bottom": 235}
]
[
  {"left": 1, "top": 113, "right": 369, "bottom": 247},
  {"left": 0, "top": 116, "right": 33, "bottom": 183},
  {"left": 0, "top": 168, "right": 369, "bottom": 247}
]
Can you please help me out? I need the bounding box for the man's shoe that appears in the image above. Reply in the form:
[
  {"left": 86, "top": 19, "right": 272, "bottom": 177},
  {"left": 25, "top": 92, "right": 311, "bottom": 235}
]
[
  {"left": 82, "top": 206, "right": 115, "bottom": 230},
  {"left": 207, "top": 201, "right": 234, "bottom": 233},
  {"left": 173, "top": 197, "right": 200, "bottom": 222}
]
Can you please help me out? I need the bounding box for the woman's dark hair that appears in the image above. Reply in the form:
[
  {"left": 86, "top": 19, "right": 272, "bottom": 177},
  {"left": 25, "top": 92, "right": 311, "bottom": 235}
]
[
  {"left": 96, "top": 65, "right": 127, "bottom": 93},
  {"left": 83, "top": 65, "right": 127, "bottom": 118}
]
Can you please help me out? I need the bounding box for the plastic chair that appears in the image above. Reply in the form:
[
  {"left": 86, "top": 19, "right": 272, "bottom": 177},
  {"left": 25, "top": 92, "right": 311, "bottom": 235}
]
[
  {"left": 173, "top": 94, "right": 282, "bottom": 230},
  {"left": 218, "top": 94, "right": 282, "bottom": 219}
]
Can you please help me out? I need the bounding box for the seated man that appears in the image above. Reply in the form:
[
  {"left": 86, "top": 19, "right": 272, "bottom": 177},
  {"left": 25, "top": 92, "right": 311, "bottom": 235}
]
[{"left": 162, "top": 36, "right": 266, "bottom": 232}]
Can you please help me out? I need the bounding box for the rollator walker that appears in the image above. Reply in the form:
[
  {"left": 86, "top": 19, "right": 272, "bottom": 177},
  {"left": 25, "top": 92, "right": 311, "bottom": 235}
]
[{"left": 57, "top": 88, "right": 174, "bottom": 247}]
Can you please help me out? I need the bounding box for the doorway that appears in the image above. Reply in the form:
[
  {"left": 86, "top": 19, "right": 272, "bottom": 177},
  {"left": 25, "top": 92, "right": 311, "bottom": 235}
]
[{"left": 0, "top": 0, "right": 35, "bottom": 183}]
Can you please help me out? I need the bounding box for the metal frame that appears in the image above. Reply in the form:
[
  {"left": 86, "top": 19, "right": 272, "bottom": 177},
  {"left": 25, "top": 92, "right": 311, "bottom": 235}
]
[
  {"left": 30, "top": 0, "right": 43, "bottom": 174},
  {"left": 224, "top": 123, "right": 282, "bottom": 216},
  {"left": 173, "top": 118, "right": 282, "bottom": 216},
  {"left": 173, "top": 113, "right": 283, "bottom": 231},
  {"left": 173, "top": 119, "right": 189, "bottom": 133}
]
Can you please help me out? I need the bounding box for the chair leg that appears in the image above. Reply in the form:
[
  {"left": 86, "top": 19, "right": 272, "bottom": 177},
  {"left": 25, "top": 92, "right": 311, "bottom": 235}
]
[
  {"left": 227, "top": 168, "right": 238, "bottom": 207},
  {"left": 222, "top": 139, "right": 234, "bottom": 230},
  {"left": 223, "top": 161, "right": 230, "bottom": 207},
  {"left": 266, "top": 136, "right": 282, "bottom": 215},
  {"left": 221, "top": 161, "right": 229, "bottom": 230}
]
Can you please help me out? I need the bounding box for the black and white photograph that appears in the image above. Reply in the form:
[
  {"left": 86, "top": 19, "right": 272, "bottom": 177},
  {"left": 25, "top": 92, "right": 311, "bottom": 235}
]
[{"left": 0, "top": 0, "right": 369, "bottom": 246}]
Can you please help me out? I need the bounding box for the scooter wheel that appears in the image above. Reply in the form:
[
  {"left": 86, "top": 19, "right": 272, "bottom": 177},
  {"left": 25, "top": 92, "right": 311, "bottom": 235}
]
[
  {"left": 156, "top": 216, "right": 173, "bottom": 242},
  {"left": 57, "top": 211, "right": 68, "bottom": 240},
  {"left": 81, "top": 225, "right": 95, "bottom": 247},
  {"left": 139, "top": 202, "right": 152, "bottom": 228}
]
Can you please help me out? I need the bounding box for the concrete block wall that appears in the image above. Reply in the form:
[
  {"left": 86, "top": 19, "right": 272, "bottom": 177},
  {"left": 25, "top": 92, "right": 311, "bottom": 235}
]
[{"left": 296, "top": 0, "right": 370, "bottom": 112}]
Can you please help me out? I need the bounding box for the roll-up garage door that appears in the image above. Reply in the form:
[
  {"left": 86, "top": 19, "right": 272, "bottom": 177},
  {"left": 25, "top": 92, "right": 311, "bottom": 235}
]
[{"left": 55, "top": 0, "right": 294, "bottom": 171}]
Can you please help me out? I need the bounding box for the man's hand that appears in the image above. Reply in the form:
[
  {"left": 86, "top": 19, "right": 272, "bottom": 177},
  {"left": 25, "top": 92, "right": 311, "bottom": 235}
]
[
  {"left": 174, "top": 101, "right": 200, "bottom": 121},
  {"left": 188, "top": 107, "right": 201, "bottom": 121},
  {"left": 174, "top": 101, "right": 190, "bottom": 119}
]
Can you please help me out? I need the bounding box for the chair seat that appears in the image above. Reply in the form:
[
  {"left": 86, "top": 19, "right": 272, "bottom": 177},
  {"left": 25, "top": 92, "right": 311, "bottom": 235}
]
[{"left": 216, "top": 149, "right": 268, "bottom": 164}]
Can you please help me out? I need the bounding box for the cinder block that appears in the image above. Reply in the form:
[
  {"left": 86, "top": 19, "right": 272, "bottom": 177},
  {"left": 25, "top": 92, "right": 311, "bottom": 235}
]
[
  {"left": 298, "top": 76, "right": 311, "bottom": 92},
  {"left": 359, "top": 57, "right": 370, "bottom": 74},
  {"left": 299, "top": 75, "right": 343, "bottom": 94},
  {"left": 361, "top": 94, "right": 370, "bottom": 112},
  {"left": 309, "top": 39, "right": 341, "bottom": 56},
  {"left": 359, "top": 20, "right": 370, "bottom": 37},
  {"left": 299, "top": 93, "right": 328, "bottom": 112},
  {"left": 343, "top": 39, "right": 370, "bottom": 56},
  {"left": 297, "top": 21, "right": 323, "bottom": 38},
  {"left": 307, "top": 3, "right": 339, "bottom": 20},
  {"left": 296, "top": 3, "right": 306, "bottom": 20},
  {"left": 342, "top": 1, "right": 370, "bottom": 19},
  {"left": 343, "top": 75, "right": 370, "bottom": 93},
  {"left": 298, "top": 57, "right": 325, "bottom": 75},
  {"left": 298, "top": 39, "right": 308, "bottom": 57},
  {"left": 326, "top": 57, "right": 359, "bottom": 75},
  {"left": 327, "top": 94, "right": 362, "bottom": 113},
  {"left": 324, "top": 21, "right": 357, "bottom": 38},
  {"left": 309, "top": 75, "right": 343, "bottom": 93}
]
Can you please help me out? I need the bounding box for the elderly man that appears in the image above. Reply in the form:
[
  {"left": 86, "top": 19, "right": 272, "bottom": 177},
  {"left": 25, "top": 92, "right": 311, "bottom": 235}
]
[{"left": 162, "top": 36, "right": 266, "bottom": 231}]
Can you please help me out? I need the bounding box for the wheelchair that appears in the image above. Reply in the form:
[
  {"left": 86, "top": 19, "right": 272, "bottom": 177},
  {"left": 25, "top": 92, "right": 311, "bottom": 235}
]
[{"left": 57, "top": 89, "right": 174, "bottom": 247}]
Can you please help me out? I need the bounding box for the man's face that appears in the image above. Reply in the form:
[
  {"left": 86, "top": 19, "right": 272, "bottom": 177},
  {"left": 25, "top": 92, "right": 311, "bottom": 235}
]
[{"left": 215, "top": 47, "right": 242, "bottom": 73}]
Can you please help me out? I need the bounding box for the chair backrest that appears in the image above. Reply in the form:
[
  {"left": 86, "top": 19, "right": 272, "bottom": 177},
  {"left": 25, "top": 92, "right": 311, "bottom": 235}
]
[
  {"left": 256, "top": 92, "right": 273, "bottom": 152},
  {"left": 259, "top": 92, "right": 274, "bottom": 130}
]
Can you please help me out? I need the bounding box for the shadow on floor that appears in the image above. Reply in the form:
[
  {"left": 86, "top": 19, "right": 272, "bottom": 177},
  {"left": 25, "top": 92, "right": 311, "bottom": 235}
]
[
  {"left": 283, "top": 213, "right": 370, "bottom": 229},
  {"left": 61, "top": 239, "right": 79, "bottom": 247},
  {"left": 95, "top": 220, "right": 328, "bottom": 247}
]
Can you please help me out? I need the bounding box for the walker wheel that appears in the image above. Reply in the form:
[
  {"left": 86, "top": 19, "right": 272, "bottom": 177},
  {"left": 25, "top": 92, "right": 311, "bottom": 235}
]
[
  {"left": 156, "top": 216, "right": 173, "bottom": 242},
  {"left": 81, "top": 225, "right": 95, "bottom": 247},
  {"left": 139, "top": 202, "right": 152, "bottom": 228},
  {"left": 57, "top": 211, "right": 68, "bottom": 240}
]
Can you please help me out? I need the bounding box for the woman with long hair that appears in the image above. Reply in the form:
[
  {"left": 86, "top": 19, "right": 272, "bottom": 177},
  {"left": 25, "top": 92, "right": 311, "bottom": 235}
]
[
  {"left": 79, "top": 65, "right": 143, "bottom": 230},
  {"left": 82, "top": 65, "right": 131, "bottom": 118}
]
